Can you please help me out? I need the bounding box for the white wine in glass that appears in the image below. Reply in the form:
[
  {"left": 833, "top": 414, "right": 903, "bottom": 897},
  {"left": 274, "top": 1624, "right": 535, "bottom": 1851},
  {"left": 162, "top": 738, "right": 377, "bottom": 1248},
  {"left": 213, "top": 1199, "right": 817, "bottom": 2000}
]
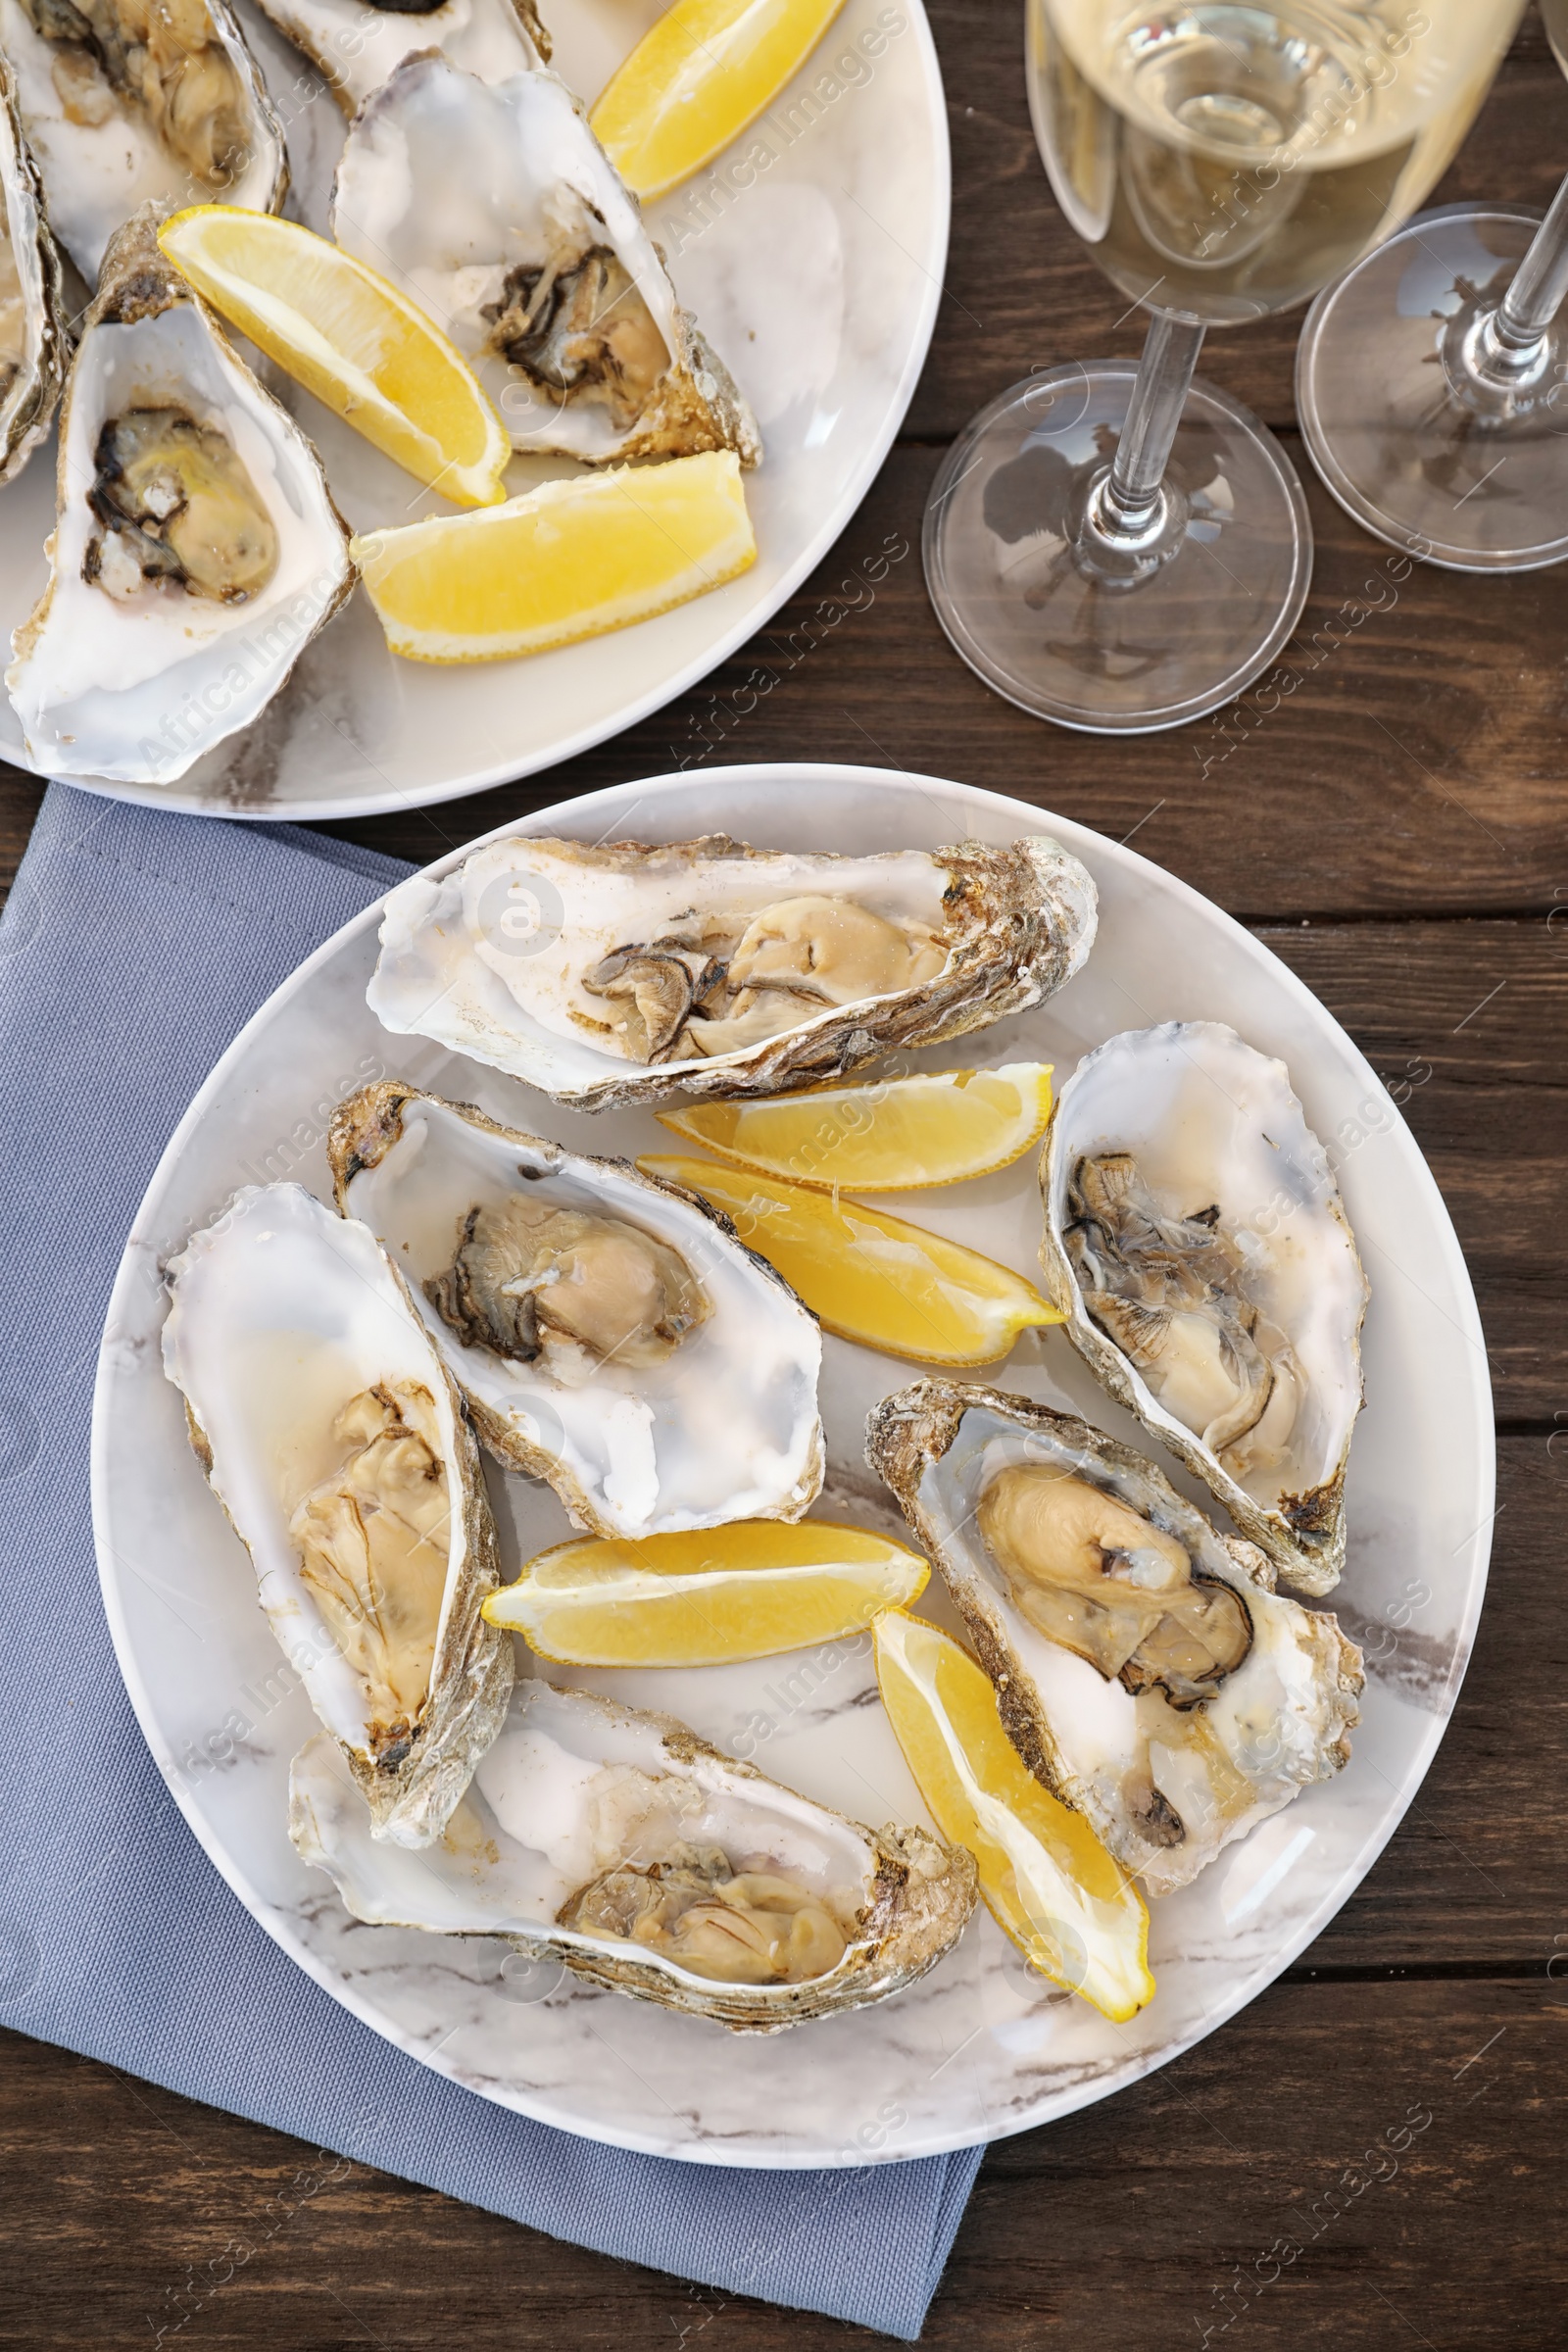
[
  {"left": 924, "top": 2, "right": 1526, "bottom": 730},
  {"left": 1298, "top": 2, "right": 1568, "bottom": 570}
]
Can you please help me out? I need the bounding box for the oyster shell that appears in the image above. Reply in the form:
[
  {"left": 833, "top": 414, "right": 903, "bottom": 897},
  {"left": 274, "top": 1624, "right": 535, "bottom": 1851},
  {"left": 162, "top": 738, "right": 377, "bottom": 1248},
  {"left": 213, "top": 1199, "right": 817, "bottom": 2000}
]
[
  {"left": 1040, "top": 1023, "right": 1368, "bottom": 1595},
  {"left": 331, "top": 58, "right": 760, "bottom": 466},
  {"left": 290, "top": 1677, "right": 978, "bottom": 2030},
  {"left": 6, "top": 206, "right": 353, "bottom": 786},
  {"left": 0, "top": 0, "right": 286, "bottom": 283},
  {"left": 865, "top": 1381, "right": 1362, "bottom": 1896},
  {"left": 252, "top": 0, "right": 548, "bottom": 117},
  {"left": 162, "top": 1183, "right": 514, "bottom": 1847},
  {"left": 367, "top": 831, "right": 1099, "bottom": 1112},
  {"left": 0, "top": 54, "right": 67, "bottom": 486},
  {"left": 327, "top": 1081, "right": 825, "bottom": 1540}
]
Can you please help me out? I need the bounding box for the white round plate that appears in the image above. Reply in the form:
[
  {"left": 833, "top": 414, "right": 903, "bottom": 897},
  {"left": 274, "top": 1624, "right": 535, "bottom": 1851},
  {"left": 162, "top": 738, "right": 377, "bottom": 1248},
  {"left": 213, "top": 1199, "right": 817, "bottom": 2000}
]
[
  {"left": 0, "top": 2, "right": 947, "bottom": 821},
  {"left": 93, "top": 764, "right": 1493, "bottom": 2165}
]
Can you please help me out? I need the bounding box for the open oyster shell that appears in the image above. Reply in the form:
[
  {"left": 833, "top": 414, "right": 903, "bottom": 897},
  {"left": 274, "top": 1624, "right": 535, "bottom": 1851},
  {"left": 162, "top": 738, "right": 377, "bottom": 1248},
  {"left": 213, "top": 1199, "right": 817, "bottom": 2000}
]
[
  {"left": 291, "top": 1678, "right": 978, "bottom": 2031},
  {"left": 6, "top": 206, "right": 353, "bottom": 786},
  {"left": 1040, "top": 1023, "right": 1368, "bottom": 1596},
  {"left": 253, "top": 0, "right": 548, "bottom": 117},
  {"left": 0, "top": 54, "right": 67, "bottom": 487},
  {"left": 327, "top": 1081, "right": 824, "bottom": 1540},
  {"left": 0, "top": 0, "right": 286, "bottom": 283},
  {"left": 163, "top": 1183, "right": 514, "bottom": 1847},
  {"left": 331, "top": 58, "right": 759, "bottom": 466},
  {"left": 367, "top": 832, "right": 1099, "bottom": 1112},
  {"left": 866, "top": 1381, "right": 1362, "bottom": 1896}
]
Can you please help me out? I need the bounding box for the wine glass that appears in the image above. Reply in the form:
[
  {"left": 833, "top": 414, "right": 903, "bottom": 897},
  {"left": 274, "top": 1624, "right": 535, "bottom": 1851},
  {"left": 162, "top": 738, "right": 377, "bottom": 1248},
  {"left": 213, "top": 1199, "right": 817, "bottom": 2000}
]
[
  {"left": 1297, "top": 3, "right": 1568, "bottom": 571},
  {"left": 923, "top": 2, "right": 1528, "bottom": 733}
]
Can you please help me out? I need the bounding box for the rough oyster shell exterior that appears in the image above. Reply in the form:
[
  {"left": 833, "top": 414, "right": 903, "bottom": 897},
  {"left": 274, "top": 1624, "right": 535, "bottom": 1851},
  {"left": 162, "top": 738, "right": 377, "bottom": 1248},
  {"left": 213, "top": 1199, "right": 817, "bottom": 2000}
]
[{"left": 0, "top": 55, "right": 67, "bottom": 488}]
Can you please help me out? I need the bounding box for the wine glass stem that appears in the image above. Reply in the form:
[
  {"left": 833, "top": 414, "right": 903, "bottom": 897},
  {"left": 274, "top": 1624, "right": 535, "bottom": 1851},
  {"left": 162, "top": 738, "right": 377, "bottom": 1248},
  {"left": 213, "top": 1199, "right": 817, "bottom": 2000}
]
[
  {"left": 1494, "top": 168, "right": 1568, "bottom": 349},
  {"left": 1101, "top": 311, "right": 1206, "bottom": 530}
]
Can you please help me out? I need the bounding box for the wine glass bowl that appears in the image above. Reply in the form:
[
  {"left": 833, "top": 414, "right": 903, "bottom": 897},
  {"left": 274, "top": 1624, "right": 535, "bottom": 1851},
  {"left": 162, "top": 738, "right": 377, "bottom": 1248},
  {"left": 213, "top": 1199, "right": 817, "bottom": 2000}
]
[{"left": 925, "top": 1, "right": 1528, "bottom": 730}]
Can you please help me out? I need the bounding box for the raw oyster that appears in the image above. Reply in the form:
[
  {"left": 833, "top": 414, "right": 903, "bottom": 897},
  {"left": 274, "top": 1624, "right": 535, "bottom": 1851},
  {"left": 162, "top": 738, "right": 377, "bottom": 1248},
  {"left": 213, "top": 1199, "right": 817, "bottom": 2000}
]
[
  {"left": 162, "top": 1183, "right": 514, "bottom": 1847},
  {"left": 866, "top": 1382, "right": 1362, "bottom": 1896},
  {"left": 328, "top": 1082, "right": 824, "bottom": 1539},
  {"left": 6, "top": 206, "right": 352, "bottom": 786},
  {"left": 252, "top": 0, "right": 548, "bottom": 117},
  {"left": 0, "top": 0, "right": 285, "bottom": 282},
  {"left": 331, "top": 58, "right": 760, "bottom": 466},
  {"left": 0, "top": 55, "right": 66, "bottom": 486},
  {"left": 367, "top": 832, "right": 1099, "bottom": 1112},
  {"left": 1040, "top": 1023, "right": 1368, "bottom": 1595},
  {"left": 291, "top": 1678, "right": 978, "bottom": 2030}
]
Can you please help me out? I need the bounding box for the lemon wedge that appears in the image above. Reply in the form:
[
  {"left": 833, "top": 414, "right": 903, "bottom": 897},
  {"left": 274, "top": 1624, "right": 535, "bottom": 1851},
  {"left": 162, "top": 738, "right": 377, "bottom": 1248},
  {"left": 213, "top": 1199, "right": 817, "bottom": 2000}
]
[
  {"left": 656, "top": 1063, "right": 1055, "bottom": 1191},
  {"left": 873, "top": 1610, "right": 1154, "bottom": 2022},
  {"left": 483, "top": 1520, "right": 928, "bottom": 1664},
  {"left": 350, "top": 453, "right": 756, "bottom": 663},
  {"left": 591, "top": 0, "right": 850, "bottom": 200},
  {"left": 638, "top": 1154, "right": 1061, "bottom": 1364},
  {"left": 157, "top": 207, "right": 510, "bottom": 508}
]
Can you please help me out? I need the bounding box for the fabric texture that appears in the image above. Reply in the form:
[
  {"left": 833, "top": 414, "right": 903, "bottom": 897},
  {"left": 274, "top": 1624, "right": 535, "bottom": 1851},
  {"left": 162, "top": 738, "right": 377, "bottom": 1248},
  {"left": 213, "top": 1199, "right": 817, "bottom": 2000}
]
[{"left": 0, "top": 783, "right": 982, "bottom": 2339}]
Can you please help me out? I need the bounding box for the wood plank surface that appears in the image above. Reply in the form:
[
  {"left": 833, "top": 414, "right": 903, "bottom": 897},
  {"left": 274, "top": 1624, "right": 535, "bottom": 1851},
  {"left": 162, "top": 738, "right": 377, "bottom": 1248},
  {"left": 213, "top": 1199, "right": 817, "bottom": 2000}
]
[{"left": 2, "top": 4, "right": 1566, "bottom": 2347}]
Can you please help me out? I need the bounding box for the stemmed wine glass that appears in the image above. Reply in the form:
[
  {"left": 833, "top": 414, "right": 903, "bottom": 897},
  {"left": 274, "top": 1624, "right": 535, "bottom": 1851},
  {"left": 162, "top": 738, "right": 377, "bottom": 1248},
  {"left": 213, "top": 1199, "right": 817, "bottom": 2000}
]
[
  {"left": 1297, "top": 2, "right": 1568, "bottom": 571},
  {"left": 923, "top": 2, "right": 1527, "bottom": 733}
]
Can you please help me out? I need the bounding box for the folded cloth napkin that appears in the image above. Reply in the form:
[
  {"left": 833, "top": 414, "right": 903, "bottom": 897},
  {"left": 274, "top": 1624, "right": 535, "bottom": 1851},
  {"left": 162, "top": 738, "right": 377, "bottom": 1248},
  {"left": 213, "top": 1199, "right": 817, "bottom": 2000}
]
[{"left": 0, "top": 783, "right": 983, "bottom": 2339}]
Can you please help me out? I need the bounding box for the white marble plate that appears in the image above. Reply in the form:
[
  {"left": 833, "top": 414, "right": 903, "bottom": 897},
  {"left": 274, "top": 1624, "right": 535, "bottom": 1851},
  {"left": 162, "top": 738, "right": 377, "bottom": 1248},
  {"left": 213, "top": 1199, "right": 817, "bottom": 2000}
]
[
  {"left": 0, "top": 1, "right": 947, "bottom": 820},
  {"left": 92, "top": 764, "right": 1494, "bottom": 2166}
]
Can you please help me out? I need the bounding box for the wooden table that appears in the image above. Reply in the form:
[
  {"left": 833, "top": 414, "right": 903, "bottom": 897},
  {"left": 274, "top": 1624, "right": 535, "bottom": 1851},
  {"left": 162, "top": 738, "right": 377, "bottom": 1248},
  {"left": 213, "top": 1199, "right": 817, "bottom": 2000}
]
[{"left": 4, "top": 8, "right": 1565, "bottom": 2345}]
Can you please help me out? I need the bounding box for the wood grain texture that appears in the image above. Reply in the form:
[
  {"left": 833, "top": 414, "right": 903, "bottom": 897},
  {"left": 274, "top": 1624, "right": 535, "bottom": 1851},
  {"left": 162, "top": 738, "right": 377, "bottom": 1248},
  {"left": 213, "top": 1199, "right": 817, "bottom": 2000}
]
[{"left": 2, "top": 5, "right": 1566, "bottom": 2343}]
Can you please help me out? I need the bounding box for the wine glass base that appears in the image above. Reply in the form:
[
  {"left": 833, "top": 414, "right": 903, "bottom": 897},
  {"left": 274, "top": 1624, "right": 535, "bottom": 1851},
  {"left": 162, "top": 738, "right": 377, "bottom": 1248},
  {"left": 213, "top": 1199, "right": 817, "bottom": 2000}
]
[
  {"left": 1297, "top": 205, "right": 1568, "bottom": 574},
  {"left": 921, "top": 366, "right": 1312, "bottom": 735}
]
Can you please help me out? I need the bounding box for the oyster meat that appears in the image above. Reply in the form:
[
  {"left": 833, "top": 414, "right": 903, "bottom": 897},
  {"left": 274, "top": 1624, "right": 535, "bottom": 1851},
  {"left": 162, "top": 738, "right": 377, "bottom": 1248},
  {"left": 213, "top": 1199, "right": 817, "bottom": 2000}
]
[
  {"left": 331, "top": 58, "right": 760, "bottom": 466},
  {"left": 367, "top": 831, "right": 1099, "bottom": 1111},
  {"left": 0, "top": 0, "right": 285, "bottom": 282},
  {"left": 1040, "top": 1023, "right": 1368, "bottom": 1594},
  {"left": 6, "top": 206, "right": 353, "bottom": 786},
  {"left": 328, "top": 1082, "right": 824, "bottom": 1539},
  {"left": 867, "top": 1383, "right": 1361, "bottom": 1895},
  {"left": 290, "top": 1678, "right": 978, "bottom": 2030},
  {"left": 163, "top": 1183, "right": 514, "bottom": 1846},
  {"left": 0, "top": 54, "right": 66, "bottom": 487},
  {"left": 252, "top": 0, "right": 548, "bottom": 117}
]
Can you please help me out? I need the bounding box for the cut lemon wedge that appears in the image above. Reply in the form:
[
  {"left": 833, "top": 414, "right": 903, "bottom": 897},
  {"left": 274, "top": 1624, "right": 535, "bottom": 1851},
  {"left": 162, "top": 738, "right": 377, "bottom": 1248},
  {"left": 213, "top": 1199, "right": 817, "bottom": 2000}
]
[
  {"left": 874, "top": 1611, "right": 1154, "bottom": 2022},
  {"left": 656, "top": 1063, "right": 1055, "bottom": 1191},
  {"left": 482, "top": 1520, "right": 928, "bottom": 1664},
  {"left": 638, "top": 1154, "right": 1061, "bottom": 1364},
  {"left": 158, "top": 207, "right": 510, "bottom": 508},
  {"left": 351, "top": 453, "right": 756, "bottom": 663},
  {"left": 591, "top": 0, "right": 850, "bottom": 200}
]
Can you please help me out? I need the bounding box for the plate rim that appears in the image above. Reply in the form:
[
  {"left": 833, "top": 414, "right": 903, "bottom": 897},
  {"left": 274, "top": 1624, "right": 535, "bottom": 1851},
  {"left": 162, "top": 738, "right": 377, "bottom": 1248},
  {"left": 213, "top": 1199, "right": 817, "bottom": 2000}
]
[
  {"left": 90, "top": 760, "right": 1496, "bottom": 2166},
  {"left": 11, "top": 13, "right": 952, "bottom": 825}
]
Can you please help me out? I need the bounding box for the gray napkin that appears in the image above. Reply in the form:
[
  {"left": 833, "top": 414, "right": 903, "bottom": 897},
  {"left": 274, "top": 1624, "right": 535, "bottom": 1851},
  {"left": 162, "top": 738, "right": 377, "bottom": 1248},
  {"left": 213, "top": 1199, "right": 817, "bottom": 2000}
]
[{"left": 0, "top": 782, "right": 983, "bottom": 2339}]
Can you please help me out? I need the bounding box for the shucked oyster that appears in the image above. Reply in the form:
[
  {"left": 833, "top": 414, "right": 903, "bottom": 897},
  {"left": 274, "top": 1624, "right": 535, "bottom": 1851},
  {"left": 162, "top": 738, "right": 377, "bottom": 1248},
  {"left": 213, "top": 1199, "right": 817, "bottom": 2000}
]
[
  {"left": 163, "top": 1184, "right": 514, "bottom": 1846},
  {"left": 291, "top": 1678, "right": 978, "bottom": 2030},
  {"left": 368, "top": 832, "right": 1099, "bottom": 1112},
  {"left": 1040, "top": 1024, "right": 1368, "bottom": 1595},
  {"left": 866, "top": 1382, "right": 1362, "bottom": 1895},
  {"left": 253, "top": 0, "right": 548, "bottom": 117},
  {"left": 328, "top": 1082, "right": 824, "bottom": 1538},
  {"left": 6, "top": 206, "right": 352, "bottom": 786},
  {"left": 331, "top": 59, "right": 759, "bottom": 466},
  {"left": 0, "top": 55, "right": 66, "bottom": 487},
  {"left": 0, "top": 0, "right": 285, "bottom": 282}
]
